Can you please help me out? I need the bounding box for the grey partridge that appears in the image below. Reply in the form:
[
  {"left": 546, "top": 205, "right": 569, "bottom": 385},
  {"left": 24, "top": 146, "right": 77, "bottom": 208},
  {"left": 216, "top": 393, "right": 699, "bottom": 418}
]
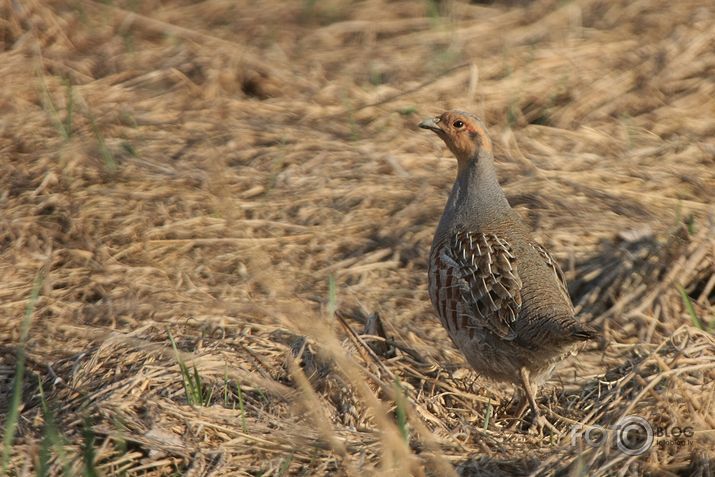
[{"left": 419, "top": 110, "right": 596, "bottom": 432}]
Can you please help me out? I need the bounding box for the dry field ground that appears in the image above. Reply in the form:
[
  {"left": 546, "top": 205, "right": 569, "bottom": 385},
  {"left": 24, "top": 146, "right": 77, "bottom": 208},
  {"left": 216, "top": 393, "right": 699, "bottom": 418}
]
[{"left": 1, "top": 0, "right": 714, "bottom": 475}]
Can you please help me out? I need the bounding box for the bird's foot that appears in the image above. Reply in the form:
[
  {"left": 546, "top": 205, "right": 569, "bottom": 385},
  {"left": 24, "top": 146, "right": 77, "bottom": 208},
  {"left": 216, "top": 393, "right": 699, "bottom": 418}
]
[{"left": 528, "top": 413, "right": 559, "bottom": 436}]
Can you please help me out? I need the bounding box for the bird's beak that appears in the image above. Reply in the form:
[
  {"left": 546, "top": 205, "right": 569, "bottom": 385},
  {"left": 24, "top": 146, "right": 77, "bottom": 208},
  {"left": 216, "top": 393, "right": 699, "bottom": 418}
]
[{"left": 418, "top": 117, "right": 442, "bottom": 133}]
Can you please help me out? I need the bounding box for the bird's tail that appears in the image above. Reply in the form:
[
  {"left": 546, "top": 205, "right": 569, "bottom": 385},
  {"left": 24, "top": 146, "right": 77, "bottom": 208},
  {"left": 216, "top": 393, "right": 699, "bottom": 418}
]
[{"left": 570, "top": 321, "right": 598, "bottom": 341}]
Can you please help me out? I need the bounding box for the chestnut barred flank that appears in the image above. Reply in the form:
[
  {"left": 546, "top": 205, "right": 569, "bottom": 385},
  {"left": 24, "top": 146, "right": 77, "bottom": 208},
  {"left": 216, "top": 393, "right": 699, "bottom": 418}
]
[{"left": 429, "top": 231, "right": 523, "bottom": 341}]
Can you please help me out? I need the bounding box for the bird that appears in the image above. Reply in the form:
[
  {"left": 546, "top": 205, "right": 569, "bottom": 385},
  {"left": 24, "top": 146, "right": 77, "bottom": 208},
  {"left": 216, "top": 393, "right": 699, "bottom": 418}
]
[{"left": 418, "top": 110, "right": 597, "bottom": 432}]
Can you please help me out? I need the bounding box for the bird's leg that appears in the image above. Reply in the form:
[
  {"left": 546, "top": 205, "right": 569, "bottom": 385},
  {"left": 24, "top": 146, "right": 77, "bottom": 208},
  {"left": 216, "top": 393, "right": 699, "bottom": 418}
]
[
  {"left": 519, "top": 367, "right": 540, "bottom": 417},
  {"left": 506, "top": 388, "right": 530, "bottom": 431},
  {"left": 519, "top": 367, "right": 558, "bottom": 435},
  {"left": 513, "top": 392, "right": 530, "bottom": 420}
]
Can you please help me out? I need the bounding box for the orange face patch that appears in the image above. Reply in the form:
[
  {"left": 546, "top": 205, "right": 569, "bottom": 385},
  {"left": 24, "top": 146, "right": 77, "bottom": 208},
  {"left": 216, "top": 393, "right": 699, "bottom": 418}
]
[
  {"left": 465, "top": 123, "right": 493, "bottom": 156},
  {"left": 435, "top": 112, "right": 493, "bottom": 161}
]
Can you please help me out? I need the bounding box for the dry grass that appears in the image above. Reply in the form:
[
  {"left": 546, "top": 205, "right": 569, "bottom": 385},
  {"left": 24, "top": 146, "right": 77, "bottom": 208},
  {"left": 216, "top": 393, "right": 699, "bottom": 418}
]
[{"left": 1, "top": 0, "right": 714, "bottom": 475}]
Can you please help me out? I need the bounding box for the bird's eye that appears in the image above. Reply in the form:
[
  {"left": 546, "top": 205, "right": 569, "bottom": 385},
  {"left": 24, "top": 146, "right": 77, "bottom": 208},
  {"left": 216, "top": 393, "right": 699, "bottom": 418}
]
[{"left": 453, "top": 120, "right": 464, "bottom": 128}]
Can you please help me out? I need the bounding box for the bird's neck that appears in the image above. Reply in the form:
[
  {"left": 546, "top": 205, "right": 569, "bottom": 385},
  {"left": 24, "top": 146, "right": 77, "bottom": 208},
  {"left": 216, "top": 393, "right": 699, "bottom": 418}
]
[{"left": 442, "top": 152, "right": 511, "bottom": 231}]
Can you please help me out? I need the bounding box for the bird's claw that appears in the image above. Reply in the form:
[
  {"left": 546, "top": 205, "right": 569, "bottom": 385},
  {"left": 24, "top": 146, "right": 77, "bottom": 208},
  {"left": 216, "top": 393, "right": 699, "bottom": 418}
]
[{"left": 528, "top": 414, "right": 559, "bottom": 436}]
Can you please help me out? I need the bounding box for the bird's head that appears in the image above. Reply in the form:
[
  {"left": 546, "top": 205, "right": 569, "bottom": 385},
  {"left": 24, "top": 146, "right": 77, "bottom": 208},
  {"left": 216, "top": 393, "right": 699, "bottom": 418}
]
[{"left": 419, "top": 110, "right": 493, "bottom": 165}]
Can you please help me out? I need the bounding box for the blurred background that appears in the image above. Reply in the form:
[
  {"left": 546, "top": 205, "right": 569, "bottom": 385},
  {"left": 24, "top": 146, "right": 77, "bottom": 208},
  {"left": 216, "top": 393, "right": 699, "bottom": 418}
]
[{"left": 1, "top": 0, "right": 713, "bottom": 475}]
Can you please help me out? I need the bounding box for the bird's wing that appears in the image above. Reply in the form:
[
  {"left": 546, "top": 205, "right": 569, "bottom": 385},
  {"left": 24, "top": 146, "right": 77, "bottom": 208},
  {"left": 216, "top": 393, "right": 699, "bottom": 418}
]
[
  {"left": 529, "top": 241, "right": 573, "bottom": 311},
  {"left": 431, "top": 231, "right": 523, "bottom": 339}
]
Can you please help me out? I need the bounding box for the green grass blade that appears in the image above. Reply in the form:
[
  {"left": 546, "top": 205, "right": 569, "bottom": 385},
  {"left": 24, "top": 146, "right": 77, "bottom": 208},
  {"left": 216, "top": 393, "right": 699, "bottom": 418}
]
[
  {"left": 192, "top": 365, "right": 203, "bottom": 404},
  {"left": 236, "top": 382, "right": 247, "bottom": 432},
  {"left": 81, "top": 420, "right": 99, "bottom": 477},
  {"left": 676, "top": 284, "right": 703, "bottom": 330},
  {"left": 393, "top": 379, "right": 409, "bottom": 443},
  {"left": 63, "top": 79, "right": 74, "bottom": 138},
  {"left": 168, "top": 331, "right": 209, "bottom": 406},
  {"left": 38, "top": 380, "right": 73, "bottom": 476},
  {"left": 2, "top": 271, "right": 45, "bottom": 474},
  {"left": 327, "top": 275, "right": 337, "bottom": 319},
  {"left": 483, "top": 402, "right": 493, "bottom": 430},
  {"left": 168, "top": 331, "right": 194, "bottom": 405},
  {"left": 224, "top": 366, "right": 229, "bottom": 407},
  {"left": 204, "top": 385, "right": 214, "bottom": 407},
  {"left": 277, "top": 454, "right": 293, "bottom": 476},
  {"left": 84, "top": 106, "right": 117, "bottom": 173},
  {"left": 37, "top": 432, "right": 51, "bottom": 477},
  {"left": 37, "top": 72, "right": 69, "bottom": 140}
]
